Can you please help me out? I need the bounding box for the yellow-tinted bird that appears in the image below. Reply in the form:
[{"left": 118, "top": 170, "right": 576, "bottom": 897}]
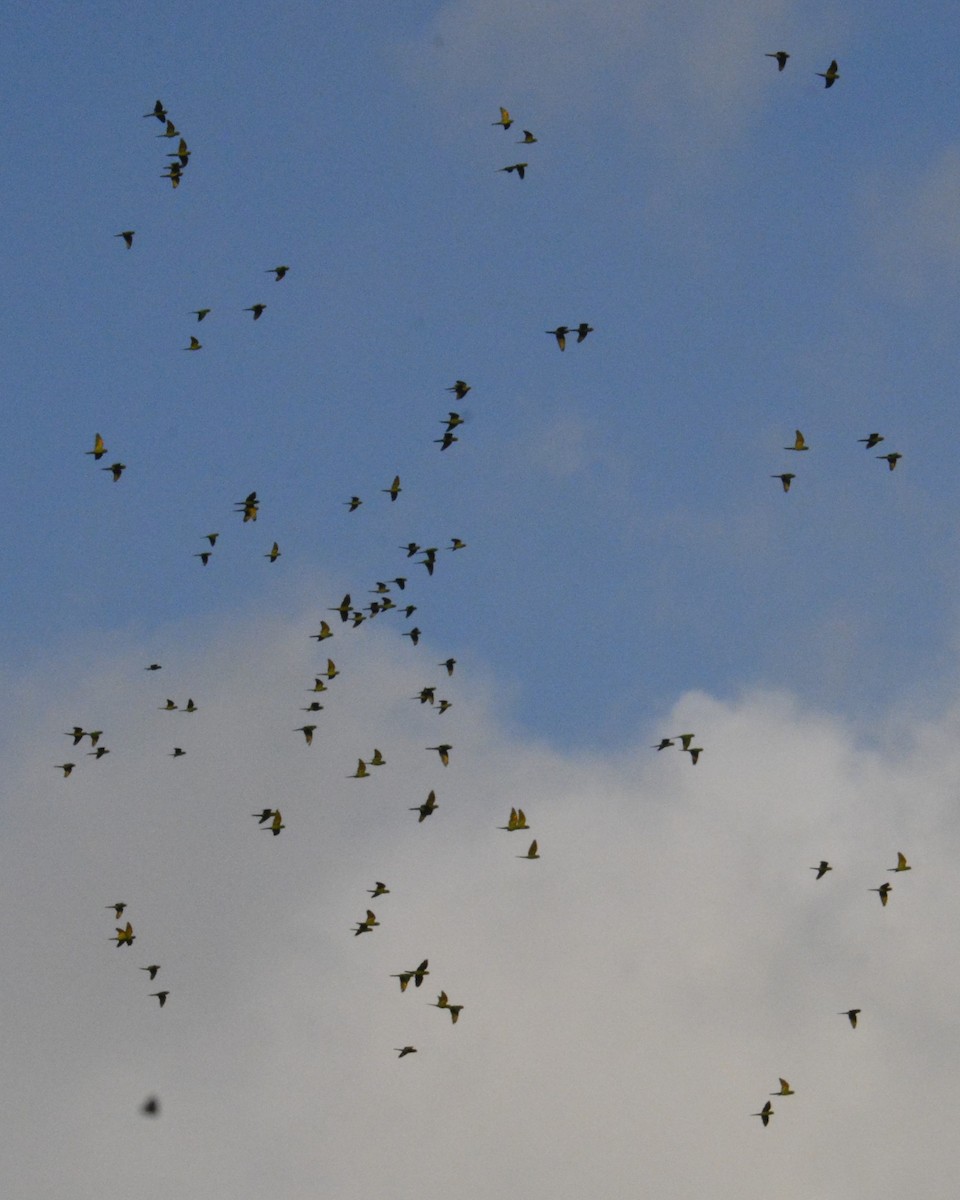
[
  {"left": 546, "top": 326, "right": 569, "bottom": 350},
  {"left": 266, "top": 810, "right": 284, "bottom": 836},
  {"left": 772, "top": 473, "right": 795, "bottom": 492},
  {"left": 160, "top": 699, "right": 177, "bottom": 711},
  {"left": 144, "top": 100, "right": 167, "bottom": 121},
  {"left": 427, "top": 744, "right": 451, "bottom": 766},
  {"left": 870, "top": 882, "right": 892, "bottom": 906},
  {"left": 447, "top": 380, "right": 471, "bottom": 399},
  {"left": 493, "top": 106, "right": 513, "bottom": 129},
  {"left": 268, "top": 265, "right": 289, "bottom": 281},
  {"left": 112, "top": 922, "right": 135, "bottom": 947},
  {"left": 817, "top": 59, "right": 839, "bottom": 87},
  {"left": 368, "top": 881, "right": 390, "bottom": 897},
  {"left": 265, "top": 542, "right": 281, "bottom": 562},
  {"left": 433, "top": 990, "right": 449, "bottom": 1008},
  {"left": 859, "top": 432, "right": 884, "bottom": 448},
  {"left": 518, "top": 839, "right": 540, "bottom": 859},
  {"left": 56, "top": 763, "right": 76, "bottom": 776},
  {"left": 392, "top": 971, "right": 413, "bottom": 992},
  {"left": 352, "top": 758, "right": 370, "bottom": 778},
  {"left": 185, "top": 336, "right": 202, "bottom": 351},
  {"left": 86, "top": 433, "right": 107, "bottom": 460},
  {"left": 517, "top": 129, "right": 538, "bottom": 143},
  {"left": 369, "top": 748, "right": 386, "bottom": 766},
  {"left": 353, "top": 909, "right": 379, "bottom": 936},
  {"left": 890, "top": 852, "right": 911, "bottom": 872},
  {"left": 345, "top": 496, "right": 363, "bottom": 511},
  {"left": 311, "top": 620, "right": 333, "bottom": 642},
  {"left": 383, "top": 475, "right": 402, "bottom": 501},
  {"left": 157, "top": 118, "right": 179, "bottom": 138},
  {"left": 771, "top": 1078, "right": 794, "bottom": 1096},
  {"left": 785, "top": 430, "right": 808, "bottom": 451},
  {"left": 330, "top": 594, "right": 352, "bottom": 622}
]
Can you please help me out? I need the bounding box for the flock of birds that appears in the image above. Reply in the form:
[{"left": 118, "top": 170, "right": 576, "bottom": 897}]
[{"left": 58, "top": 59, "right": 916, "bottom": 1134}]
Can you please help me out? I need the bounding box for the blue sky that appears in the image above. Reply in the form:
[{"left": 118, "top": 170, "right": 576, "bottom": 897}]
[{"left": 4, "top": 1, "right": 960, "bottom": 1196}]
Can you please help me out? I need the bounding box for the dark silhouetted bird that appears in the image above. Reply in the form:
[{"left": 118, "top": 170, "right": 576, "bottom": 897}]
[
  {"left": 55, "top": 763, "right": 75, "bottom": 776},
  {"left": 116, "top": 231, "right": 135, "bottom": 249},
  {"left": 141, "top": 965, "right": 161, "bottom": 980},
  {"left": 403, "top": 627, "right": 421, "bottom": 646},
  {"left": 811, "top": 861, "right": 832, "bottom": 879},
  {"left": 575, "top": 323, "right": 594, "bottom": 343},
  {"left": 268, "top": 266, "right": 289, "bottom": 281},
  {"left": 877, "top": 453, "right": 902, "bottom": 470},
  {"left": 817, "top": 59, "right": 839, "bottom": 87},
  {"left": 427, "top": 744, "right": 451, "bottom": 766},
  {"left": 396, "top": 1046, "right": 417, "bottom": 1057},
  {"left": 546, "top": 326, "right": 569, "bottom": 350},
  {"left": 498, "top": 162, "right": 527, "bottom": 178},
  {"left": 193, "top": 309, "right": 211, "bottom": 322},
  {"left": 840, "top": 1008, "right": 860, "bottom": 1028},
  {"left": 752, "top": 1101, "right": 773, "bottom": 1127},
  {"left": 144, "top": 100, "right": 167, "bottom": 121},
  {"left": 440, "top": 658, "right": 456, "bottom": 676},
  {"left": 150, "top": 991, "right": 169, "bottom": 1007},
  {"left": 859, "top": 432, "right": 884, "bottom": 448},
  {"left": 766, "top": 51, "right": 789, "bottom": 70},
  {"left": 295, "top": 725, "right": 317, "bottom": 746},
  {"left": 447, "top": 380, "right": 471, "bottom": 399},
  {"left": 245, "top": 304, "right": 266, "bottom": 320},
  {"left": 869, "top": 882, "right": 892, "bottom": 906},
  {"left": 772, "top": 473, "right": 795, "bottom": 492},
  {"left": 411, "top": 790, "right": 438, "bottom": 822},
  {"left": 103, "top": 462, "right": 126, "bottom": 482}
]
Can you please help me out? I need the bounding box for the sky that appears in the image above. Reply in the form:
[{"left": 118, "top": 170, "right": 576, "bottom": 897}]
[{"left": 3, "top": 0, "right": 960, "bottom": 1195}]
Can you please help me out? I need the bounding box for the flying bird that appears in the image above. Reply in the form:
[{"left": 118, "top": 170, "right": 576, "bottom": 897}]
[
  {"left": 440, "top": 658, "right": 456, "bottom": 676},
  {"left": 498, "top": 162, "right": 527, "bottom": 178},
  {"left": 396, "top": 1046, "right": 417, "bottom": 1058},
  {"left": 752, "top": 1101, "right": 773, "bottom": 1127},
  {"left": 393, "top": 971, "right": 413, "bottom": 992},
  {"left": 194, "top": 552, "right": 212, "bottom": 565},
  {"left": 193, "top": 309, "right": 211, "bottom": 321},
  {"left": 411, "top": 790, "right": 438, "bottom": 822},
  {"left": 183, "top": 699, "right": 197, "bottom": 713},
  {"left": 436, "top": 699, "right": 452, "bottom": 714},
  {"left": 889, "top": 852, "right": 911, "bottom": 872},
  {"left": 766, "top": 51, "right": 789, "bottom": 70},
  {"left": 447, "top": 380, "right": 471, "bottom": 400},
  {"left": 517, "top": 130, "right": 538, "bottom": 143},
  {"left": 677, "top": 734, "right": 696, "bottom": 750},
  {"left": 492, "top": 106, "right": 513, "bottom": 129},
  {"left": 150, "top": 991, "right": 169, "bottom": 1008},
  {"left": 652, "top": 738, "right": 675, "bottom": 751},
  {"left": 817, "top": 59, "right": 840, "bottom": 87},
  {"left": 265, "top": 542, "right": 281, "bottom": 562},
  {"left": 859, "top": 432, "right": 884, "bottom": 448},
  {"left": 170, "top": 747, "right": 186, "bottom": 757},
  {"left": 772, "top": 1078, "right": 795, "bottom": 1096},
  {"left": 66, "top": 727, "right": 86, "bottom": 745},
  {"left": 449, "top": 538, "right": 466, "bottom": 551},
  {"left": 368, "top": 881, "right": 390, "bottom": 897},
  {"left": 518, "top": 839, "right": 540, "bottom": 859},
  {"left": 772, "top": 473, "right": 795, "bottom": 492},
  {"left": 785, "top": 430, "right": 809, "bottom": 451},
  {"left": 55, "top": 763, "right": 76, "bottom": 776},
  {"left": 157, "top": 118, "right": 179, "bottom": 138},
  {"left": 295, "top": 725, "right": 317, "bottom": 746},
  {"left": 447, "top": 1005, "right": 464, "bottom": 1024},
  {"left": 185, "top": 336, "right": 202, "bottom": 351},
  {"left": 345, "top": 496, "right": 363, "bottom": 511},
  {"left": 433, "top": 991, "right": 449, "bottom": 1008},
  {"left": 310, "top": 621, "right": 333, "bottom": 643},
  {"left": 575, "top": 323, "right": 594, "bottom": 343},
  {"left": 353, "top": 910, "right": 379, "bottom": 936},
  {"left": 103, "top": 462, "right": 126, "bottom": 482},
  {"left": 244, "top": 303, "right": 266, "bottom": 320},
  {"left": 266, "top": 810, "right": 284, "bottom": 836},
  {"left": 107, "top": 903, "right": 127, "bottom": 919},
  {"left": 268, "top": 265, "right": 289, "bottom": 281},
  {"left": 140, "top": 965, "right": 161, "bottom": 980},
  {"left": 351, "top": 759, "right": 370, "bottom": 779},
  {"left": 869, "top": 882, "right": 892, "bottom": 906},
  {"left": 877, "top": 452, "right": 902, "bottom": 470},
  {"left": 546, "top": 326, "right": 569, "bottom": 351},
  {"left": 144, "top": 100, "right": 167, "bottom": 121},
  {"left": 145, "top": 663, "right": 162, "bottom": 671},
  {"left": 160, "top": 699, "right": 177, "bottom": 711},
  {"left": 141, "top": 1096, "right": 160, "bottom": 1116},
  {"left": 401, "top": 543, "right": 421, "bottom": 557},
  {"left": 435, "top": 432, "right": 458, "bottom": 451},
  {"left": 403, "top": 627, "right": 422, "bottom": 646},
  {"left": 840, "top": 1008, "right": 860, "bottom": 1028},
  {"left": 684, "top": 747, "right": 703, "bottom": 765},
  {"left": 427, "top": 744, "right": 452, "bottom": 766},
  {"left": 383, "top": 475, "right": 402, "bottom": 501},
  {"left": 115, "top": 231, "right": 135, "bottom": 249},
  {"left": 811, "top": 861, "right": 832, "bottom": 879},
  {"left": 112, "top": 922, "right": 135, "bottom": 947},
  {"left": 330, "top": 594, "right": 352, "bottom": 622},
  {"left": 252, "top": 808, "right": 276, "bottom": 824},
  {"left": 87, "top": 746, "right": 110, "bottom": 759},
  {"left": 369, "top": 748, "right": 386, "bottom": 766},
  {"left": 86, "top": 433, "right": 107, "bottom": 460}
]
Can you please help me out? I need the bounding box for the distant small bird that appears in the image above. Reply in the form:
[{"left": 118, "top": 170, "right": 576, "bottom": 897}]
[
  {"left": 447, "top": 380, "right": 471, "bottom": 400},
  {"left": 167, "top": 138, "right": 190, "bottom": 167},
  {"left": 103, "top": 462, "right": 126, "bottom": 482},
  {"left": 403, "top": 628, "right": 421, "bottom": 646},
  {"left": 87, "top": 746, "right": 109, "bottom": 759},
  {"left": 265, "top": 542, "right": 281, "bottom": 562},
  {"left": 499, "top": 807, "right": 529, "bottom": 831},
  {"left": 396, "top": 1046, "right": 417, "bottom": 1057},
  {"left": 677, "top": 734, "right": 696, "bottom": 750},
  {"left": 157, "top": 119, "right": 179, "bottom": 138},
  {"left": 493, "top": 107, "right": 513, "bottom": 129},
  {"left": 369, "top": 748, "right": 386, "bottom": 766},
  {"left": 107, "top": 903, "right": 127, "bottom": 919},
  {"left": 170, "top": 747, "right": 186, "bottom": 757},
  {"left": 330, "top": 594, "right": 352, "bottom": 622},
  {"left": 546, "top": 326, "right": 569, "bottom": 351},
  {"left": 652, "top": 738, "right": 675, "bottom": 751},
  {"left": 160, "top": 699, "right": 178, "bottom": 711},
  {"left": 205, "top": 533, "right": 218, "bottom": 546},
  {"left": 684, "top": 747, "right": 703, "bottom": 765},
  {"left": 308, "top": 678, "right": 328, "bottom": 693},
  {"left": 411, "top": 958, "right": 429, "bottom": 986},
  {"left": 268, "top": 266, "right": 289, "bottom": 281},
  {"left": 236, "top": 491, "right": 259, "bottom": 522},
  {"left": 112, "top": 921, "right": 135, "bottom": 947},
  {"left": 859, "top": 432, "right": 884, "bottom": 448},
  {"left": 447, "top": 1005, "right": 464, "bottom": 1024},
  {"left": 840, "top": 1008, "right": 861, "bottom": 1028},
  {"left": 518, "top": 839, "right": 540, "bottom": 859},
  {"left": 766, "top": 51, "right": 789, "bottom": 70},
  {"left": 141, "top": 1096, "right": 160, "bottom": 1116},
  {"left": 435, "top": 432, "right": 458, "bottom": 451},
  {"left": 771, "top": 1078, "right": 794, "bottom": 1096},
  {"left": 449, "top": 538, "right": 466, "bottom": 551},
  {"left": 411, "top": 790, "right": 438, "bottom": 822},
  {"left": 517, "top": 130, "right": 538, "bottom": 143},
  {"left": 353, "top": 909, "right": 379, "bottom": 936},
  {"left": 245, "top": 303, "right": 266, "bottom": 320},
  {"left": 811, "top": 861, "right": 832, "bottom": 879},
  {"left": 295, "top": 725, "right": 317, "bottom": 746},
  {"left": 772, "top": 473, "right": 795, "bottom": 492},
  {"left": 889, "top": 851, "right": 911, "bottom": 872},
  {"left": 252, "top": 809, "right": 275, "bottom": 824},
  {"left": 877, "top": 452, "right": 902, "bottom": 470},
  {"left": 150, "top": 991, "right": 169, "bottom": 1008},
  {"left": 144, "top": 100, "right": 167, "bottom": 121},
  {"left": 400, "top": 543, "right": 421, "bottom": 557},
  {"left": 383, "top": 475, "right": 402, "bottom": 501},
  {"left": 427, "top": 744, "right": 452, "bottom": 766},
  {"left": 183, "top": 699, "right": 197, "bottom": 713},
  {"left": 266, "top": 810, "right": 284, "bottom": 836},
  {"left": 185, "top": 336, "right": 202, "bottom": 351},
  {"left": 368, "top": 881, "right": 390, "bottom": 898},
  {"left": 193, "top": 309, "right": 211, "bottom": 322},
  {"left": 442, "top": 412, "right": 465, "bottom": 432},
  {"left": 324, "top": 658, "right": 339, "bottom": 680},
  {"left": 345, "top": 496, "right": 363, "bottom": 511},
  {"left": 870, "top": 882, "right": 892, "bottom": 906},
  {"left": 393, "top": 971, "right": 413, "bottom": 992},
  {"left": 55, "top": 762, "right": 75, "bottom": 776},
  {"left": 352, "top": 758, "right": 370, "bottom": 779},
  {"left": 115, "top": 231, "right": 135, "bottom": 249},
  {"left": 66, "top": 727, "right": 86, "bottom": 745},
  {"left": 498, "top": 162, "right": 527, "bottom": 179},
  {"left": 140, "top": 965, "right": 161, "bottom": 980},
  {"left": 145, "top": 663, "right": 162, "bottom": 671},
  {"left": 575, "top": 323, "right": 594, "bottom": 343},
  {"left": 86, "top": 433, "right": 108, "bottom": 460},
  {"left": 402, "top": 605, "right": 417, "bottom": 619},
  {"left": 785, "top": 430, "right": 809, "bottom": 451},
  {"left": 817, "top": 59, "right": 839, "bottom": 87},
  {"left": 440, "top": 658, "right": 456, "bottom": 676},
  {"left": 752, "top": 1101, "right": 773, "bottom": 1127},
  {"left": 436, "top": 699, "right": 452, "bottom": 714},
  {"left": 194, "top": 552, "right": 212, "bottom": 565}
]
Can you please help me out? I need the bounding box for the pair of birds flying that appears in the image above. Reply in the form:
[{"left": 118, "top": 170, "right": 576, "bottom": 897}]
[
  {"left": 765, "top": 52, "right": 839, "bottom": 87},
  {"left": 546, "top": 324, "right": 593, "bottom": 351}
]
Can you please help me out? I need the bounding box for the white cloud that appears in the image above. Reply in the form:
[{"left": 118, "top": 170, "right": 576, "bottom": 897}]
[{"left": 3, "top": 602, "right": 957, "bottom": 1197}]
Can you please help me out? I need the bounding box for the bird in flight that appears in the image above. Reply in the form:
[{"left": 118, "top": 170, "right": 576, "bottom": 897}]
[
  {"left": 771, "top": 473, "right": 795, "bottom": 493},
  {"left": 840, "top": 1008, "right": 861, "bottom": 1028},
  {"left": 183, "top": 699, "right": 197, "bottom": 713},
  {"left": 396, "top": 1046, "right": 417, "bottom": 1058},
  {"left": 889, "top": 852, "right": 911, "bottom": 872},
  {"left": 859, "top": 432, "right": 884, "bottom": 448},
  {"left": 295, "top": 725, "right": 317, "bottom": 746},
  {"left": 55, "top": 763, "right": 75, "bottom": 776},
  {"left": 236, "top": 492, "right": 259, "bottom": 522},
  {"left": 546, "top": 326, "right": 569, "bottom": 351},
  {"left": 368, "top": 881, "right": 390, "bottom": 898},
  {"left": 353, "top": 910, "right": 379, "bottom": 936},
  {"left": 144, "top": 100, "right": 167, "bottom": 121},
  {"left": 575, "top": 323, "right": 594, "bottom": 343},
  {"left": 145, "top": 663, "right": 162, "bottom": 671},
  {"left": 107, "top": 902, "right": 127, "bottom": 919},
  {"left": 427, "top": 744, "right": 452, "bottom": 766},
  {"left": 393, "top": 971, "right": 413, "bottom": 992},
  {"left": 811, "top": 861, "right": 832, "bottom": 879},
  {"left": 766, "top": 51, "right": 789, "bottom": 70},
  {"left": 268, "top": 266, "right": 289, "bottom": 281},
  {"left": 493, "top": 106, "right": 513, "bottom": 129},
  {"left": 115, "top": 231, "right": 135, "bottom": 248},
  {"left": 752, "top": 1101, "right": 773, "bottom": 1127},
  {"left": 140, "top": 965, "right": 161, "bottom": 980},
  {"left": 112, "top": 922, "right": 135, "bottom": 948},
  {"left": 330, "top": 594, "right": 352, "bottom": 622},
  {"left": 265, "top": 810, "right": 284, "bottom": 836},
  {"left": 517, "top": 130, "right": 538, "bottom": 143},
  {"left": 677, "top": 733, "right": 696, "bottom": 751},
  {"left": 411, "top": 790, "right": 438, "bottom": 822},
  {"left": 869, "top": 882, "right": 892, "bottom": 906},
  {"left": 403, "top": 627, "right": 422, "bottom": 646},
  {"left": 518, "top": 839, "right": 540, "bottom": 859},
  {"left": 684, "top": 746, "right": 703, "bottom": 765},
  {"left": 265, "top": 542, "right": 281, "bottom": 563},
  {"left": 771, "top": 1078, "right": 794, "bottom": 1095},
  {"left": 652, "top": 738, "right": 675, "bottom": 751},
  {"left": 817, "top": 59, "right": 840, "bottom": 87},
  {"left": 440, "top": 658, "right": 456, "bottom": 676},
  {"left": 369, "top": 748, "right": 386, "bottom": 766},
  {"left": 401, "top": 543, "right": 421, "bottom": 558},
  {"left": 157, "top": 118, "right": 179, "bottom": 138},
  {"left": 195, "top": 551, "right": 212, "bottom": 566},
  {"left": 245, "top": 304, "right": 266, "bottom": 320},
  {"left": 785, "top": 430, "right": 809, "bottom": 451},
  {"left": 185, "top": 336, "right": 202, "bottom": 351},
  {"left": 498, "top": 162, "right": 527, "bottom": 179},
  {"left": 170, "top": 747, "right": 186, "bottom": 758},
  {"left": 344, "top": 495, "right": 363, "bottom": 511},
  {"left": 351, "top": 759, "right": 370, "bottom": 779},
  {"left": 383, "top": 475, "right": 402, "bottom": 501},
  {"left": 252, "top": 809, "right": 276, "bottom": 824},
  {"left": 150, "top": 991, "right": 170, "bottom": 1008},
  {"left": 447, "top": 380, "right": 471, "bottom": 400},
  {"left": 193, "top": 309, "right": 211, "bottom": 322},
  {"left": 877, "top": 452, "right": 902, "bottom": 470},
  {"left": 86, "top": 433, "right": 107, "bottom": 460},
  {"left": 435, "top": 431, "right": 458, "bottom": 451},
  {"left": 103, "top": 462, "right": 126, "bottom": 482}
]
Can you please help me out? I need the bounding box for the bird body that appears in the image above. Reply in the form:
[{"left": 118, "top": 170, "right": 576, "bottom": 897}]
[
  {"left": 265, "top": 542, "right": 281, "bottom": 562},
  {"left": 115, "top": 231, "right": 135, "bottom": 248},
  {"left": 493, "top": 106, "right": 512, "bottom": 129},
  {"left": 498, "top": 162, "right": 527, "bottom": 178},
  {"left": 859, "top": 432, "right": 884, "bottom": 448},
  {"left": 245, "top": 303, "right": 266, "bottom": 320},
  {"left": 268, "top": 266, "right": 289, "bottom": 281},
  {"left": 785, "top": 430, "right": 808, "bottom": 451},
  {"left": 86, "top": 433, "right": 107, "bottom": 460},
  {"left": 518, "top": 839, "right": 539, "bottom": 859},
  {"left": 547, "top": 327, "right": 568, "bottom": 350},
  {"left": 817, "top": 59, "right": 839, "bottom": 87},
  {"left": 295, "top": 725, "right": 316, "bottom": 746},
  {"left": 840, "top": 1008, "right": 860, "bottom": 1028},
  {"left": 890, "top": 852, "right": 911, "bottom": 872},
  {"left": 411, "top": 790, "right": 438, "bottom": 821},
  {"left": 811, "top": 861, "right": 832, "bottom": 879},
  {"left": 753, "top": 1101, "right": 773, "bottom": 1126},
  {"left": 112, "top": 921, "right": 135, "bottom": 947},
  {"left": 772, "top": 1078, "right": 794, "bottom": 1096},
  {"left": 878, "top": 453, "right": 902, "bottom": 470},
  {"left": 150, "top": 991, "right": 169, "bottom": 1007},
  {"left": 772, "top": 473, "right": 795, "bottom": 492},
  {"left": 427, "top": 744, "right": 451, "bottom": 766},
  {"left": 766, "top": 51, "right": 789, "bottom": 70},
  {"left": 870, "top": 882, "right": 892, "bottom": 906},
  {"left": 383, "top": 475, "right": 401, "bottom": 501}
]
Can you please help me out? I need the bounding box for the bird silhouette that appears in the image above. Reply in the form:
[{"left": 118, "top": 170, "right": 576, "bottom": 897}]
[
  {"left": 252, "top": 809, "right": 275, "bottom": 824},
  {"left": 160, "top": 699, "right": 177, "bottom": 711},
  {"left": 265, "top": 542, "right": 281, "bottom": 562},
  {"left": 575, "top": 323, "right": 594, "bottom": 343},
  {"left": 652, "top": 738, "right": 675, "bottom": 751},
  {"left": 492, "top": 107, "right": 513, "bottom": 129},
  {"left": 86, "top": 433, "right": 107, "bottom": 460},
  {"left": 193, "top": 309, "right": 211, "bottom": 322},
  {"left": 435, "top": 432, "right": 458, "bottom": 451},
  {"left": 859, "top": 432, "right": 884, "bottom": 448},
  {"left": 383, "top": 475, "right": 402, "bottom": 501},
  {"left": 150, "top": 991, "right": 169, "bottom": 1008},
  {"left": 103, "top": 462, "right": 126, "bottom": 482},
  {"left": 194, "top": 552, "right": 212, "bottom": 565},
  {"left": 55, "top": 763, "right": 75, "bottom": 776},
  {"left": 268, "top": 266, "right": 289, "bottom": 281},
  {"left": 344, "top": 496, "right": 363, "bottom": 511},
  {"left": 870, "top": 882, "right": 892, "bottom": 906},
  {"left": 157, "top": 118, "right": 179, "bottom": 138},
  {"left": 411, "top": 790, "right": 438, "bottom": 822},
  {"left": 684, "top": 747, "right": 703, "bottom": 765},
  {"left": 447, "top": 380, "right": 471, "bottom": 399},
  {"left": 811, "top": 861, "right": 832, "bottom": 879},
  {"left": 170, "top": 747, "right": 186, "bottom": 758},
  {"left": 145, "top": 663, "right": 162, "bottom": 671},
  {"left": 353, "top": 910, "right": 379, "bottom": 936},
  {"left": 771, "top": 1078, "right": 794, "bottom": 1096},
  {"left": 752, "top": 1101, "right": 773, "bottom": 1127},
  {"left": 140, "top": 965, "right": 161, "bottom": 980},
  {"left": 403, "top": 627, "right": 422, "bottom": 646},
  {"left": 877, "top": 453, "right": 902, "bottom": 470},
  {"left": 368, "top": 881, "right": 390, "bottom": 897},
  {"left": 517, "top": 130, "right": 538, "bottom": 143},
  {"left": 351, "top": 758, "right": 370, "bottom": 779},
  {"left": 115, "top": 231, "right": 135, "bottom": 249},
  {"left": 840, "top": 1008, "right": 860, "bottom": 1028},
  {"left": 295, "top": 725, "right": 317, "bottom": 746},
  {"left": 498, "top": 162, "right": 527, "bottom": 178},
  {"left": 518, "top": 839, "right": 540, "bottom": 859},
  {"left": 817, "top": 59, "right": 839, "bottom": 87},
  {"left": 107, "top": 903, "right": 127, "bottom": 919},
  {"left": 766, "top": 51, "right": 789, "bottom": 70},
  {"left": 440, "top": 658, "right": 456, "bottom": 676},
  {"left": 546, "top": 326, "right": 569, "bottom": 350},
  {"left": 396, "top": 1046, "right": 417, "bottom": 1057},
  {"left": 144, "top": 100, "right": 167, "bottom": 121},
  {"left": 183, "top": 699, "right": 197, "bottom": 713},
  {"left": 400, "top": 543, "right": 421, "bottom": 557},
  {"left": 427, "top": 744, "right": 451, "bottom": 766},
  {"left": 185, "top": 336, "right": 202, "bottom": 351},
  {"left": 772, "top": 473, "right": 795, "bottom": 492}
]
